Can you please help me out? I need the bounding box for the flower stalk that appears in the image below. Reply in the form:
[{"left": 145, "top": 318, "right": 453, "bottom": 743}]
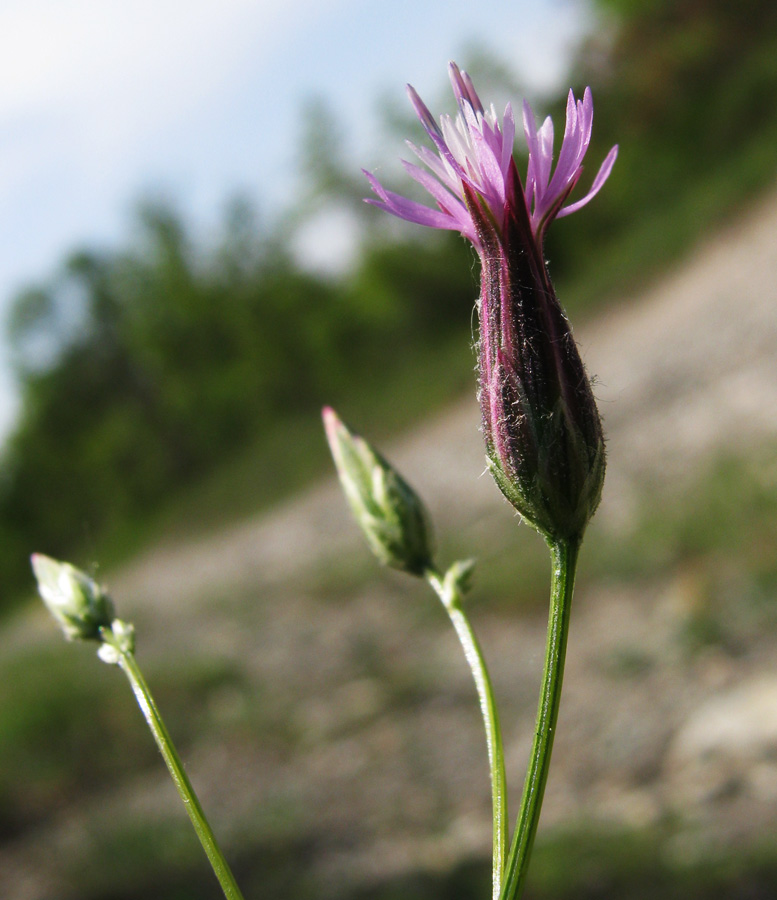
[
  {"left": 31, "top": 555, "right": 245, "bottom": 900},
  {"left": 109, "top": 636, "right": 246, "bottom": 900},
  {"left": 361, "top": 62, "right": 615, "bottom": 897},
  {"left": 426, "top": 562, "right": 507, "bottom": 900},
  {"left": 499, "top": 537, "right": 580, "bottom": 900},
  {"left": 323, "top": 412, "right": 507, "bottom": 896}
]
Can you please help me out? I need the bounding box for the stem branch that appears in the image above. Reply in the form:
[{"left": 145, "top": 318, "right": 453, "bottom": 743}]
[
  {"left": 427, "top": 567, "right": 507, "bottom": 900},
  {"left": 118, "top": 650, "right": 246, "bottom": 900}
]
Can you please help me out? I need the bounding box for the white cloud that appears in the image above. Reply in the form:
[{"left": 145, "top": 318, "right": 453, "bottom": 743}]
[
  {"left": 0, "top": 0, "right": 347, "bottom": 257},
  {"left": 0, "top": 0, "right": 322, "bottom": 115},
  {"left": 0, "top": 0, "right": 349, "bottom": 188}
]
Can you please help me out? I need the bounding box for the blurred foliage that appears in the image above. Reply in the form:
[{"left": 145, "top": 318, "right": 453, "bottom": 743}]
[
  {"left": 0, "top": 203, "right": 474, "bottom": 603},
  {"left": 548, "top": 0, "right": 777, "bottom": 303},
  {"left": 3, "top": 0, "right": 777, "bottom": 612},
  {"left": 0, "top": 637, "right": 244, "bottom": 842}
]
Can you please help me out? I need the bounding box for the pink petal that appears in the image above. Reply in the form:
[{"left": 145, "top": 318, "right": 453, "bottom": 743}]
[{"left": 556, "top": 144, "right": 619, "bottom": 217}]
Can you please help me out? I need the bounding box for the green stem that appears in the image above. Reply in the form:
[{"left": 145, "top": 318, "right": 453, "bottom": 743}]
[
  {"left": 117, "top": 650, "right": 246, "bottom": 900},
  {"left": 499, "top": 537, "right": 581, "bottom": 900},
  {"left": 426, "top": 567, "right": 507, "bottom": 900}
]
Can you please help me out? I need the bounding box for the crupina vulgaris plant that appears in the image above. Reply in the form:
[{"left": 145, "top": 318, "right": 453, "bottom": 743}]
[
  {"left": 32, "top": 61, "right": 616, "bottom": 900},
  {"left": 328, "top": 61, "right": 617, "bottom": 900}
]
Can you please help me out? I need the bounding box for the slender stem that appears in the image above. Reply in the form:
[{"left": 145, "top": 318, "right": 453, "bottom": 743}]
[
  {"left": 426, "top": 567, "right": 508, "bottom": 900},
  {"left": 117, "top": 650, "right": 246, "bottom": 900},
  {"left": 499, "top": 536, "right": 581, "bottom": 900}
]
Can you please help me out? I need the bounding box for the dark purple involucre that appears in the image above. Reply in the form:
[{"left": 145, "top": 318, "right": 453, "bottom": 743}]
[{"left": 365, "top": 63, "right": 616, "bottom": 539}]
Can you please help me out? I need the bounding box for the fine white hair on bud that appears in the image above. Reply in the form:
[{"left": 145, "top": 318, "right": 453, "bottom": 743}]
[
  {"left": 322, "top": 407, "right": 434, "bottom": 576},
  {"left": 31, "top": 553, "right": 115, "bottom": 642}
]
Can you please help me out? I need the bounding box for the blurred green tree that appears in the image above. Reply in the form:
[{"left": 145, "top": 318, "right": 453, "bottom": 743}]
[{"left": 0, "top": 192, "right": 473, "bottom": 605}]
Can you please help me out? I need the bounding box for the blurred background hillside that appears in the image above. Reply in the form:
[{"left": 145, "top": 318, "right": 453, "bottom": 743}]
[{"left": 3, "top": 0, "right": 777, "bottom": 898}]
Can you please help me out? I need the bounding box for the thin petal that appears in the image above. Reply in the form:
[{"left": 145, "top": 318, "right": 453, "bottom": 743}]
[
  {"left": 536, "top": 117, "right": 555, "bottom": 190},
  {"left": 556, "top": 144, "right": 618, "bottom": 217},
  {"left": 363, "top": 170, "right": 456, "bottom": 229},
  {"left": 522, "top": 99, "right": 540, "bottom": 160},
  {"left": 578, "top": 87, "right": 594, "bottom": 146},
  {"left": 407, "top": 85, "right": 464, "bottom": 179},
  {"left": 549, "top": 91, "right": 582, "bottom": 191},
  {"left": 401, "top": 159, "right": 470, "bottom": 222},
  {"left": 364, "top": 194, "right": 457, "bottom": 231},
  {"left": 449, "top": 61, "right": 483, "bottom": 114},
  {"left": 406, "top": 142, "right": 460, "bottom": 196},
  {"left": 500, "top": 103, "right": 516, "bottom": 176},
  {"left": 406, "top": 84, "right": 441, "bottom": 139}
]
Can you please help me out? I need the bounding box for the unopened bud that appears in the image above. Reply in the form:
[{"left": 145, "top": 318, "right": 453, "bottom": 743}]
[
  {"left": 31, "top": 553, "right": 115, "bottom": 641},
  {"left": 473, "top": 194, "right": 606, "bottom": 542},
  {"left": 323, "top": 407, "right": 433, "bottom": 576}
]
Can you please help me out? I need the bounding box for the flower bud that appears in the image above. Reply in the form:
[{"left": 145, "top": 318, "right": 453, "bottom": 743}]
[
  {"left": 31, "top": 553, "right": 115, "bottom": 641},
  {"left": 471, "top": 177, "right": 606, "bottom": 542},
  {"left": 364, "top": 65, "right": 615, "bottom": 543},
  {"left": 323, "top": 407, "right": 433, "bottom": 575}
]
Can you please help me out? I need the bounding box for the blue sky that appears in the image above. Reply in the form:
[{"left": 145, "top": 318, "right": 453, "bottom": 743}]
[{"left": 0, "top": 0, "right": 589, "bottom": 441}]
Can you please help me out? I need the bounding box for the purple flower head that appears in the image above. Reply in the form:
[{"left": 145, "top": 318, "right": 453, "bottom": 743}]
[
  {"left": 365, "top": 65, "right": 615, "bottom": 540},
  {"left": 364, "top": 62, "right": 617, "bottom": 253}
]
